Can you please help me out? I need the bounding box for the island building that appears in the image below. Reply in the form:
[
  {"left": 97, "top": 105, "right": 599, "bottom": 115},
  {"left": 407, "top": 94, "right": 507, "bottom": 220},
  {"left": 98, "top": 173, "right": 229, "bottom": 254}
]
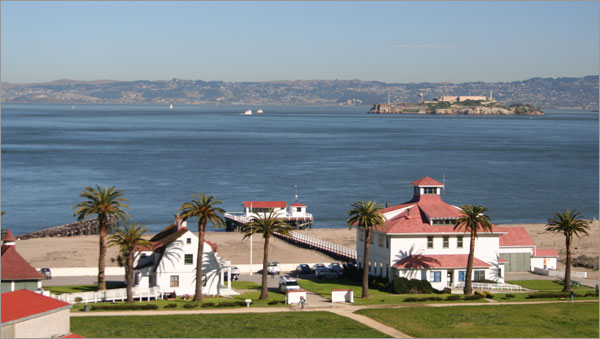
[
  {"left": 1, "top": 229, "right": 44, "bottom": 293},
  {"left": 132, "top": 217, "right": 237, "bottom": 298},
  {"left": 224, "top": 201, "right": 313, "bottom": 231},
  {"left": 356, "top": 177, "right": 558, "bottom": 291}
]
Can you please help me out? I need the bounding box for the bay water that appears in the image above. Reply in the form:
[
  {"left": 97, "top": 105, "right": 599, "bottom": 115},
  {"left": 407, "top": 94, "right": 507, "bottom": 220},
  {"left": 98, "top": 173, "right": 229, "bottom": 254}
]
[{"left": 1, "top": 104, "right": 598, "bottom": 235}]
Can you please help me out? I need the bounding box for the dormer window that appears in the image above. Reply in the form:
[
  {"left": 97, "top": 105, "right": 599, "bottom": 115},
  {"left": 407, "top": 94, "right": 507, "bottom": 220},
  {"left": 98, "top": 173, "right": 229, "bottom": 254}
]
[
  {"left": 423, "top": 187, "right": 438, "bottom": 195},
  {"left": 432, "top": 219, "right": 457, "bottom": 225}
]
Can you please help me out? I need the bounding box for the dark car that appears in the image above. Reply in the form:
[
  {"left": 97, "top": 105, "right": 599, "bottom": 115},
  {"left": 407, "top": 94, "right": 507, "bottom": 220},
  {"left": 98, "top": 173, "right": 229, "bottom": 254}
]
[
  {"left": 40, "top": 268, "right": 52, "bottom": 279},
  {"left": 296, "top": 264, "right": 312, "bottom": 274}
]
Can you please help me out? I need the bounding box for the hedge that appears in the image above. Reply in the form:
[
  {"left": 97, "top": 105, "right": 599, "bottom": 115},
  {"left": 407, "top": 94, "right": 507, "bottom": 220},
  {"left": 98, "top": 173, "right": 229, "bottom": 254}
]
[{"left": 90, "top": 303, "right": 159, "bottom": 311}]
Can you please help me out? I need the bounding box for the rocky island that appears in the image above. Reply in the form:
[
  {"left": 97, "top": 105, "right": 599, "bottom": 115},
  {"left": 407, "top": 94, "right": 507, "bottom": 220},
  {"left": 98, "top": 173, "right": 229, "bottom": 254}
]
[{"left": 369, "top": 95, "right": 543, "bottom": 115}]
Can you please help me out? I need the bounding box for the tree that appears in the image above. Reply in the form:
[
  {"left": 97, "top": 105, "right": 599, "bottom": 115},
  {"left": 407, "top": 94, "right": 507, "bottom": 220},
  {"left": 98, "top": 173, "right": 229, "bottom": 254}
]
[
  {"left": 73, "top": 185, "right": 130, "bottom": 290},
  {"left": 454, "top": 205, "right": 493, "bottom": 295},
  {"left": 179, "top": 193, "right": 225, "bottom": 302},
  {"left": 347, "top": 200, "right": 386, "bottom": 298},
  {"left": 545, "top": 210, "right": 590, "bottom": 292},
  {"left": 241, "top": 209, "right": 293, "bottom": 299},
  {"left": 107, "top": 222, "right": 150, "bottom": 303}
]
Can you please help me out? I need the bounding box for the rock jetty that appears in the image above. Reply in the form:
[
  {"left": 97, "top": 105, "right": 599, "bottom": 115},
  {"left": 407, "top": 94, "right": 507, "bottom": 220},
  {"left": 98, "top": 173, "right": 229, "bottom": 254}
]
[{"left": 17, "top": 218, "right": 117, "bottom": 240}]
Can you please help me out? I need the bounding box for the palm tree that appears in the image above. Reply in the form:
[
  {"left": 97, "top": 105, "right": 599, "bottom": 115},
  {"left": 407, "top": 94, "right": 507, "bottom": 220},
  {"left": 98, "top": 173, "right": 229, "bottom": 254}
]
[
  {"left": 545, "top": 210, "right": 590, "bottom": 292},
  {"left": 73, "top": 185, "right": 130, "bottom": 290},
  {"left": 107, "top": 222, "right": 150, "bottom": 303},
  {"left": 179, "top": 193, "right": 225, "bottom": 302},
  {"left": 454, "top": 205, "right": 493, "bottom": 295},
  {"left": 347, "top": 200, "right": 386, "bottom": 298},
  {"left": 241, "top": 209, "right": 293, "bottom": 299}
]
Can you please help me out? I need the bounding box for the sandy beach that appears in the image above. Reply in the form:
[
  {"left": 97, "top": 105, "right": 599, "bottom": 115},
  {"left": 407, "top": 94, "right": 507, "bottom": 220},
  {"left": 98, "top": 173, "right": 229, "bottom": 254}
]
[{"left": 14, "top": 222, "right": 598, "bottom": 279}]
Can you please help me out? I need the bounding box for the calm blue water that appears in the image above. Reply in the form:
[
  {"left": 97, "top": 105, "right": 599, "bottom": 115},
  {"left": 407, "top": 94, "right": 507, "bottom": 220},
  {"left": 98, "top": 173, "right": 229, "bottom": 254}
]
[{"left": 1, "top": 104, "right": 598, "bottom": 235}]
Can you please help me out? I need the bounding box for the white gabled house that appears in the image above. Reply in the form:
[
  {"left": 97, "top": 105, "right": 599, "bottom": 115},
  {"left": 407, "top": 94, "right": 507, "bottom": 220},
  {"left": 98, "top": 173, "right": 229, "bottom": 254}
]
[
  {"left": 357, "top": 177, "right": 559, "bottom": 291},
  {"left": 133, "top": 219, "right": 235, "bottom": 297}
]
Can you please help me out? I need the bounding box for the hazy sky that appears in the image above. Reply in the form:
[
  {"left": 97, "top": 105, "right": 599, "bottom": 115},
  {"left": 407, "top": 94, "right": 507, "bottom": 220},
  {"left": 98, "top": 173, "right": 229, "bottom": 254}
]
[{"left": 1, "top": 1, "right": 598, "bottom": 83}]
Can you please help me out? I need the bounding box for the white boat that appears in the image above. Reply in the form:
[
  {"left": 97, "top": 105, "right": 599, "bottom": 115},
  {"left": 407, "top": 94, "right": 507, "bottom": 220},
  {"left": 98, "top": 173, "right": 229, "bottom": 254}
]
[
  {"left": 169, "top": 104, "right": 174, "bottom": 110},
  {"left": 244, "top": 109, "right": 253, "bottom": 115},
  {"left": 256, "top": 109, "right": 263, "bottom": 114}
]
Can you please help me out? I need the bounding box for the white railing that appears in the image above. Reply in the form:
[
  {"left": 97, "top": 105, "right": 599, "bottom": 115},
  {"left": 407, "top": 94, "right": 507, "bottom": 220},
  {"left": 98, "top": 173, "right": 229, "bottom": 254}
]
[
  {"left": 224, "top": 213, "right": 251, "bottom": 224},
  {"left": 50, "top": 286, "right": 161, "bottom": 304},
  {"left": 453, "top": 282, "right": 526, "bottom": 292},
  {"left": 274, "top": 231, "right": 357, "bottom": 261}
]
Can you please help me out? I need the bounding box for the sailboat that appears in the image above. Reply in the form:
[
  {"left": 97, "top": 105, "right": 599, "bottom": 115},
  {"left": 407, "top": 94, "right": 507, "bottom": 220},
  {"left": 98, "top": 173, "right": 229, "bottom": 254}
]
[
  {"left": 244, "top": 109, "right": 253, "bottom": 115},
  {"left": 256, "top": 109, "right": 264, "bottom": 114},
  {"left": 169, "top": 104, "right": 174, "bottom": 110}
]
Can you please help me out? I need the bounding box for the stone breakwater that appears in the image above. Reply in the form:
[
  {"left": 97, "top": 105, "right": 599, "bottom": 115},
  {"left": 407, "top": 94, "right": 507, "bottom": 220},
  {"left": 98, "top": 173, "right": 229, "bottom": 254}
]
[
  {"left": 17, "top": 218, "right": 117, "bottom": 240},
  {"left": 368, "top": 103, "right": 543, "bottom": 115}
]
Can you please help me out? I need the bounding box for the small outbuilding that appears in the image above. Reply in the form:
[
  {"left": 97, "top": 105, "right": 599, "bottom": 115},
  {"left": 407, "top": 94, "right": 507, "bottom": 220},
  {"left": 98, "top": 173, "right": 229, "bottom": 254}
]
[{"left": 1, "top": 229, "right": 45, "bottom": 293}]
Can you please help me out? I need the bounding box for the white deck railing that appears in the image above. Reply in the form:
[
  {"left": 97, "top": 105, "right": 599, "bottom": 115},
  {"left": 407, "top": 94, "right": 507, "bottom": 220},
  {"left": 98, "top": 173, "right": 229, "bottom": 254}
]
[
  {"left": 452, "top": 282, "right": 526, "bottom": 292},
  {"left": 274, "top": 231, "right": 357, "bottom": 261},
  {"left": 50, "top": 286, "right": 161, "bottom": 304}
]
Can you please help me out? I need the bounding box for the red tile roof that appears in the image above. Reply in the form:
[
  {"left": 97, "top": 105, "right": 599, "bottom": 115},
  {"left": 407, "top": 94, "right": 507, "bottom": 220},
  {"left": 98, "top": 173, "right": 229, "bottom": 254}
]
[
  {"left": 393, "top": 254, "right": 491, "bottom": 269},
  {"left": 411, "top": 176, "right": 444, "bottom": 186},
  {"left": 3, "top": 229, "right": 16, "bottom": 242},
  {"left": 498, "top": 258, "right": 508, "bottom": 263},
  {"left": 1, "top": 245, "right": 45, "bottom": 281},
  {"left": 1, "top": 289, "right": 71, "bottom": 324},
  {"left": 61, "top": 334, "right": 86, "bottom": 338},
  {"left": 205, "top": 240, "right": 218, "bottom": 253},
  {"left": 533, "top": 248, "right": 559, "bottom": 257},
  {"left": 289, "top": 202, "right": 306, "bottom": 207},
  {"left": 415, "top": 194, "right": 463, "bottom": 219},
  {"left": 243, "top": 201, "right": 287, "bottom": 208},
  {"left": 496, "top": 227, "right": 536, "bottom": 247}
]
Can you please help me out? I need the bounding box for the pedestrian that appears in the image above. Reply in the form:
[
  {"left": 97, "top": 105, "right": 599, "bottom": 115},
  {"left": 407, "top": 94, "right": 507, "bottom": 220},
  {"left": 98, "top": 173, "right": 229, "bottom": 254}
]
[
  {"left": 570, "top": 290, "right": 574, "bottom": 302},
  {"left": 299, "top": 295, "right": 306, "bottom": 310}
]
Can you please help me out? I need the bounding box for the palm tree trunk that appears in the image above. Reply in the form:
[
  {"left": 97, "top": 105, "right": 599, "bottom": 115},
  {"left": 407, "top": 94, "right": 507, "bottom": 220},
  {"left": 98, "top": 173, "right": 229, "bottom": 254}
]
[
  {"left": 362, "top": 228, "right": 370, "bottom": 298},
  {"left": 464, "top": 230, "right": 476, "bottom": 295},
  {"left": 564, "top": 235, "right": 572, "bottom": 292},
  {"left": 127, "top": 250, "right": 134, "bottom": 303},
  {"left": 98, "top": 215, "right": 107, "bottom": 291},
  {"left": 260, "top": 236, "right": 269, "bottom": 299},
  {"left": 194, "top": 221, "right": 206, "bottom": 302}
]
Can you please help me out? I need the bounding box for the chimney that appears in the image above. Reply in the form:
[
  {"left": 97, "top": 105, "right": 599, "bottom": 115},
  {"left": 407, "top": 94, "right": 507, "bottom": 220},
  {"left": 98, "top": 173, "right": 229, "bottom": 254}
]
[{"left": 386, "top": 202, "right": 389, "bottom": 208}]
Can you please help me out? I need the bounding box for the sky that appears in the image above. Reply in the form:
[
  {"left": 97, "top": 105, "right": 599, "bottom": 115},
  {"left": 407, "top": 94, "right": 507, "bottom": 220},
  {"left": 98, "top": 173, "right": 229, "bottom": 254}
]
[{"left": 1, "top": 1, "right": 598, "bottom": 84}]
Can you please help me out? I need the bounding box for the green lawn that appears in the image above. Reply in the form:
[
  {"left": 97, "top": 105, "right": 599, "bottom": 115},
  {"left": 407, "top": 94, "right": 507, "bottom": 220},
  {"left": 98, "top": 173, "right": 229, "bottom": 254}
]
[
  {"left": 507, "top": 279, "right": 590, "bottom": 290},
  {"left": 231, "top": 280, "right": 261, "bottom": 290},
  {"left": 43, "top": 282, "right": 125, "bottom": 295},
  {"left": 356, "top": 302, "right": 599, "bottom": 338},
  {"left": 71, "top": 312, "right": 390, "bottom": 338},
  {"left": 297, "top": 278, "right": 393, "bottom": 298}
]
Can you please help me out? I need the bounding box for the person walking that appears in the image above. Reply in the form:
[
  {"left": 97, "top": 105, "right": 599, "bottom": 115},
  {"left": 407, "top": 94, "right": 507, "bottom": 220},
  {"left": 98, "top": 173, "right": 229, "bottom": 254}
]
[{"left": 299, "top": 295, "right": 306, "bottom": 310}]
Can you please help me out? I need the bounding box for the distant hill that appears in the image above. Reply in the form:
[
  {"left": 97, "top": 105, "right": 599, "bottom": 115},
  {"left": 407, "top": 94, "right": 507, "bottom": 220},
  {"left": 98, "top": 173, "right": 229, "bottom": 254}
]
[{"left": 1, "top": 76, "right": 597, "bottom": 110}]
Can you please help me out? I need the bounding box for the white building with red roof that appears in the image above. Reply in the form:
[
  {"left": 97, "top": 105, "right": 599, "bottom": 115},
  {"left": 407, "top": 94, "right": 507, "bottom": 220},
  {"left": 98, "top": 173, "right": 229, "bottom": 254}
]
[
  {"left": 1, "top": 289, "right": 76, "bottom": 338},
  {"left": 133, "top": 217, "right": 234, "bottom": 297},
  {"left": 1, "top": 230, "right": 45, "bottom": 293},
  {"left": 224, "top": 200, "right": 313, "bottom": 231},
  {"left": 357, "top": 177, "right": 561, "bottom": 290}
]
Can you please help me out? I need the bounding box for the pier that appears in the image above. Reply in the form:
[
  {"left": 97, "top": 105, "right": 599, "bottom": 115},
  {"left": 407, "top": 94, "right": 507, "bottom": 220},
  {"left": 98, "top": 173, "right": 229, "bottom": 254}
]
[{"left": 274, "top": 231, "right": 357, "bottom": 262}]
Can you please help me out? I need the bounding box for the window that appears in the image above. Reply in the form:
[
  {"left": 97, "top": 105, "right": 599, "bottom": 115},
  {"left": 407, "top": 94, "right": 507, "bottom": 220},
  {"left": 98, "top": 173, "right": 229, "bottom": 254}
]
[
  {"left": 170, "top": 275, "right": 179, "bottom": 288},
  {"left": 443, "top": 236, "right": 449, "bottom": 248},
  {"left": 429, "top": 271, "right": 441, "bottom": 282},
  {"left": 427, "top": 236, "right": 434, "bottom": 249},
  {"left": 359, "top": 229, "right": 365, "bottom": 241},
  {"left": 458, "top": 271, "right": 466, "bottom": 282},
  {"left": 423, "top": 187, "right": 438, "bottom": 194},
  {"left": 474, "top": 270, "right": 485, "bottom": 281},
  {"left": 374, "top": 261, "right": 378, "bottom": 275},
  {"left": 385, "top": 264, "right": 389, "bottom": 278},
  {"left": 184, "top": 254, "right": 193, "bottom": 265},
  {"left": 378, "top": 233, "right": 384, "bottom": 247},
  {"left": 433, "top": 219, "right": 457, "bottom": 225},
  {"left": 386, "top": 237, "right": 390, "bottom": 249},
  {"left": 457, "top": 236, "right": 463, "bottom": 248},
  {"left": 186, "top": 238, "right": 191, "bottom": 244},
  {"left": 296, "top": 207, "right": 302, "bottom": 212},
  {"left": 202, "top": 274, "right": 207, "bottom": 287}
]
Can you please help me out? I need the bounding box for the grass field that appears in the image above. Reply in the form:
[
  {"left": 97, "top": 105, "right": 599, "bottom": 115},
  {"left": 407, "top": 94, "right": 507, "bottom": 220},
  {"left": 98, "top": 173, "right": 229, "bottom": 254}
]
[
  {"left": 507, "top": 279, "right": 590, "bottom": 291},
  {"left": 43, "top": 282, "right": 125, "bottom": 295},
  {"left": 356, "top": 302, "right": 599, "bottom": 338},
  {"left": 297, "top": 278, "right": 393, "bottom": 297},
  {"left": 70, "top": 312, "right": 390, "bottom": 338}
]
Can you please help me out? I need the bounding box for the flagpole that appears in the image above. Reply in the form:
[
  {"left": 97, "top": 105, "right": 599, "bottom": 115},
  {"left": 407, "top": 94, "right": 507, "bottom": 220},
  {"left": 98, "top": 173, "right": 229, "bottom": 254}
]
[{"left": 250, "top": 202, "right": 253, "bottom": 276}]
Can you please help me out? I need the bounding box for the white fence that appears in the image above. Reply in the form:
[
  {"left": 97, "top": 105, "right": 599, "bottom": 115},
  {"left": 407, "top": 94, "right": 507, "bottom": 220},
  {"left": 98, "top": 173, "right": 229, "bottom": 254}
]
[
  {"left": 533, "top": 267, "right": 588, "bottom": 279},
  {"left": 453, "top": 282, "right": 527, "bottom": 292},
  {"left": 51, "top": 286, "right": 161, "bottom": 304},
  {"left": 274, "top": 231, "right": 357, "bottom": 261}
]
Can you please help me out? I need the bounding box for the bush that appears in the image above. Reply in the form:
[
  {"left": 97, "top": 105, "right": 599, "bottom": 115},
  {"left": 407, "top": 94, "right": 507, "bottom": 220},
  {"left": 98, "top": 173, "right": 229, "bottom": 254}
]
[
  {"left": 74, "top": 297, "right": 83, "bottom": 303},
  {"left": 403, "top": 296, "right": 443, "bottom": 302},
  {"left": 393, "top": 277, "right": 411, "bottom": 294},
  {"left": 463, "top": 294, "right": 484, "bottom": 300},
  {"left": 417, "top": 280, "right": 433, "bottom": 294},
  {"left": 484, "top": 291, "right": 495, "bottom": 299},
  {"left": 90, "top": 303, "right": 159, "bottom": 311},
  {"left": 526, "top": 292, "right": 584, "bottom": 299},
  {"left": 163, "top": 303, "right": 177, "bottom": 308},
  {"left": 200, "top": 302, "right": 215, "bottom": 308},
  {"left": 183, "top": 303, "right": 198, "bottom": 308},
  {"left": 268, "top": 300, "right": 282, "bottom": 305},
  {"left": 573, "top": 255, "right": 599, "bottom": 270},
  {"left": 408, "top": 279, "right": 420, "bottom": 293},
  {"left": 584, "top": 292, "right": 597, "bottom": 297},
  {"left": 446, "top": 295, "right": 461, "bottom": 301},
  {"left": 504, "top": 294, "right": 516, "bottom": 299},
  {"left": 217, "top": 301, "right": 246, "bottom": 307},
  {"left": 474, "top": 290, "right": 486, "bottom": 297}
]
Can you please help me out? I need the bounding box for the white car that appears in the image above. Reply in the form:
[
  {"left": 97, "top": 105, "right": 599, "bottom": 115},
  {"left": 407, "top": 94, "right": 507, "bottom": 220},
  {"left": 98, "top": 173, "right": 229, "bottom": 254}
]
[
  {"left": 267, "top": 262, "right": 281, "bottom": 275},
  {"left": 279, "top": 276, "right": 300, "bottom": 292}
]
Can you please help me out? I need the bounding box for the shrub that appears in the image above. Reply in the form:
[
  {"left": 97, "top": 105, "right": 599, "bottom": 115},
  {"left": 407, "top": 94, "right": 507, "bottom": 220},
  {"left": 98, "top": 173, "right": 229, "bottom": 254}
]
[
  {"left": 526, "top": 292, "right": 584, "bottom": 299},
  {"left": 474, "top": 290, "right": 486, "bottom": 297},
  {"left": 200, "top": 302, "right": 215, "bottom": 308},
  {"left": 463, "top": 294, "right": 484, "bottom": 300},
  {"left": 446, "top": 295, "right": 461, "bottom": 301},
  {"left": 392, "top": 277, "right": 411, "bottom": 294},
  {"left": 90, "top": 303, "right": 159, "bottom": 311},
  {"left": 584, "top": 292, "right": 597, "bottom": 297},
  {"left": 417, "top": 280, "right": 433, "bottom": 294},
  {"left": 268, "top": 300, "right": 281, "bottom": 305},
  {"left": 403, "top": 296, "right": 442, "bottom": 302},
  {"left": 484, "top": 291, "right": 495, "bottom": 299},
  {"left": 183, "top": 303, "right": 198, "bottom": 309},
  {"left": 408, "top": 279, "right": 420, "bottom": 293},
  {"left": 504, "top": 294, "right": 516, "bottom": 299},
  {"left": 163, "top": 303, "right": 177, "bottom": 309},
  {"left": 74, "top": 297, "right": 83, "bottom": 303}
]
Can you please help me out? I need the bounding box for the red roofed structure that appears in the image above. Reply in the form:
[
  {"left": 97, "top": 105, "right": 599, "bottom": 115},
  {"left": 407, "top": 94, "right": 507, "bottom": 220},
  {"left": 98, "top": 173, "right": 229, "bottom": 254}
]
[
  {"left": 393, "top": 254, "right": 492, "bottom": 269},
  {"left": 533, "top": 248, "right": 559, "bottom": 257},
  {"left": 496, "top": 227, "right": 536, "bottom": 247},
  {"left": 1, "top": 230, "right": 44, "bottom": 293},
  {"left": 225, "top": 200, "right": 313, "bottom": 231},
  {"left": 243, "top": 201, "right": 287, "bottom": 209},
  {"left": 1, "top": 289, "right": 72, "bottom": 338}
]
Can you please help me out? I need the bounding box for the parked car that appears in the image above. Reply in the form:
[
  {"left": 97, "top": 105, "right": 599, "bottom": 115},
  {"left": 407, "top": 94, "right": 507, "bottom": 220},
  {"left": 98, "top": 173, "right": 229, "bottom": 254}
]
[
  {"left": 296, "top": 264, "right": 312, "bottom": 274},
  {"left": 267, "top": 262, "right": 281, "bottom": 275},
  {"left": 224, "top": 266, "right": 240, "bottom": 281},
  {"left": 315, "top": 267, "right": 343, "bottom": 279},
  {"left": 279, "top": 276, "right": 301, "bottom": 292},
  {"left": 311, "top": 263, "right": 326, "bottom": 272},
  {"left": 40, "top": 268, "right": 52, "bottom": 279},
  {"left": 328, "top": 263, "right": 343, "bottom": 272}
]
